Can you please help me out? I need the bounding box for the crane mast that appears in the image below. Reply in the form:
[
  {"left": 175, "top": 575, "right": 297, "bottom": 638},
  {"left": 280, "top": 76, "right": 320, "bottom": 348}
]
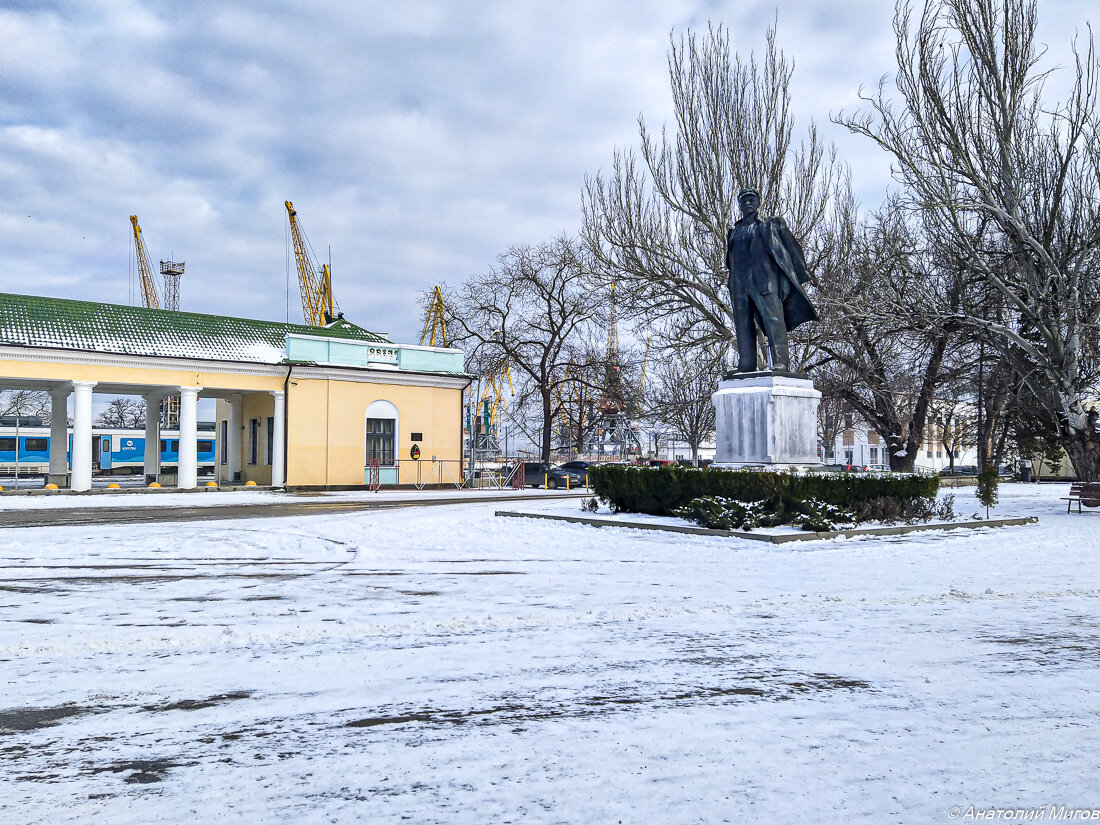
[
  {"left": 420, "top": 285, "right": 448, "bottom": 347},
  {"left": 129, "top": 215, "right": 160, "bottom": 310},
  {"left": 129, "top": 215, "right": 181, "bottom": 427},
  {"left": 285, "top": 201, "right": 335, "bottom": 326}
]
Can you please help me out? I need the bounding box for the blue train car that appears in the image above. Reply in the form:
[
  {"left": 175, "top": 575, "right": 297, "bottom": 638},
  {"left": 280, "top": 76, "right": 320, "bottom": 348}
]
[
  {"left": 97, "top": 427, "right": 216, "bottom": 474},
  {"left": 0, "top": 433, "right": 52, "bottom": 474},
  {"left": 1, "top": 425, "right": 216, "bottom": 476}
]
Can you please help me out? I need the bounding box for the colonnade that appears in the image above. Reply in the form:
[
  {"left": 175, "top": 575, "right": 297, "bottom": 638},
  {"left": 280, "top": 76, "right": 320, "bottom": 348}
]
[{"left": 39, "top": 382, "right": 285, "bottom": 491}]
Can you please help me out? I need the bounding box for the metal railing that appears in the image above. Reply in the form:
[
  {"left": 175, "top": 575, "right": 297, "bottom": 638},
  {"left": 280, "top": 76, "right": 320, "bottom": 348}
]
[{"left": 359, "top": 460, "right": 588, "bottom": 491}]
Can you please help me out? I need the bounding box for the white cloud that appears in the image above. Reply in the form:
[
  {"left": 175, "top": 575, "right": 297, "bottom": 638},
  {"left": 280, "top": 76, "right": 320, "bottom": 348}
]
[{"left": 0, "top": 0, "right": 1095, "bottom": 343}]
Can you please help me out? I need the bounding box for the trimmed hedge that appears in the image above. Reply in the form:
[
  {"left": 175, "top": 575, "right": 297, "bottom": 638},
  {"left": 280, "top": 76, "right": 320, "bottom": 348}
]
[{"left": 588, "top": 464, "right": 939, "bottom": 517}]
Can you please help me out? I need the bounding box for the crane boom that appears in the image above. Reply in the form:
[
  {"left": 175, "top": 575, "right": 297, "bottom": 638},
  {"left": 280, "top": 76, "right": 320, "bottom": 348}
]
[
  {"left": 420, "top": 285, "right": 448, "bottom": 347},
  {"left": 285, "top": 200, "right": 335, "bottom": 327},
  {"left": 129, "top": 215, "right": 160, "bottom": 310}
]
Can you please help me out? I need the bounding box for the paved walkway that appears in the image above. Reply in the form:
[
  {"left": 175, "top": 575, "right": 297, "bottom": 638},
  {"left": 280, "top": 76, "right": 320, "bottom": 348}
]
[{"left": 0, "top": 491, "right": 587, "bottom": 528}]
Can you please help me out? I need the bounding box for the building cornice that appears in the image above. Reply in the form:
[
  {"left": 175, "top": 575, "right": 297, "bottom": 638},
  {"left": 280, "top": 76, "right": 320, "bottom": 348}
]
[
  {"left": 291, "top": 363, "right": 470, "bottom": 389},
  {"left": 0, "top": 344, "right": 470, "bottom": 389},
  {"left": 0, "top": 344, "right": 285, "bottom": 377}
]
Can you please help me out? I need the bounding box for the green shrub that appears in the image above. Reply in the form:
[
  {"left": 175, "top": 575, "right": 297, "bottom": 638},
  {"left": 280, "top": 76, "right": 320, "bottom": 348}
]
[
  {"left": 588, "top": 464, "right": 939, "bottom": 518},
  {"left": 795, "top": 499, "right": 854, "bottom": 532},
  {"left": 975, "top": 467, "right": 999, "bottom": 518},
  {"left": 673, "top": 496, "right": 770, "bottom": 530}
]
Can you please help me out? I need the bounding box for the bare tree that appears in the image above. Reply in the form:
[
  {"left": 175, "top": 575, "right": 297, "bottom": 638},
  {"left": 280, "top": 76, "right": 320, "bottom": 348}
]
[
  {"left": 0, "top": 390, "right": 51, "bottom": 423},
  {"left": 645, "top": 346, "right": 722, "bottom": 465},
  {"left": 583, "top": 23, "right": 849, "bottom": 364},
  {"left": 443, "top": 236, "right": 599, "bottom": 463},
  {"left": 813, "top": 201, "right": 965, "bottom": 471},
  {"left": 837, "top": 0, "right": 1100, "bottom": 478},
  {"left": 95, "top": 397, "right": 145, "bottom": 429},
  {"left": 929, "top": 396, "right": 976, "bottom": 472}
]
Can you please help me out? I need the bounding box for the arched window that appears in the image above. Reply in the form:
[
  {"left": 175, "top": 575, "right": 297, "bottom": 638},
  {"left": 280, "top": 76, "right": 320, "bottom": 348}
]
[{"left": 365, "top": 400, "right": 399, "bottom": 467}]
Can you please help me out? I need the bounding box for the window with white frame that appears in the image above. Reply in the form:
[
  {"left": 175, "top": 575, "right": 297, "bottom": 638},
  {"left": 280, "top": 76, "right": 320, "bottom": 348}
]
[{"left": 365, "top": 418, "right": 395, "bottom": 465}]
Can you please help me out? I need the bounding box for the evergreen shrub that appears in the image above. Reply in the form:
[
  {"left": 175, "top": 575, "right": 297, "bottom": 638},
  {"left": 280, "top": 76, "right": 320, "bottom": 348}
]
[
  {"left": 673, "top": 497, "right": 770, "bottom": 530},
  {"left": 975, "top": 467, "right": 1000, "bottom": 518},
  {"left": 588, "top": 464, "right": 939, "bottom": 518}
]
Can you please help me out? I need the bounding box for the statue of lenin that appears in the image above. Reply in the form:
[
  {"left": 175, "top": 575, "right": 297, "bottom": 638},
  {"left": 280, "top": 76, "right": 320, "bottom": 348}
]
[{"left": 726, "top": 187, "right": 818, "bottom": 373}]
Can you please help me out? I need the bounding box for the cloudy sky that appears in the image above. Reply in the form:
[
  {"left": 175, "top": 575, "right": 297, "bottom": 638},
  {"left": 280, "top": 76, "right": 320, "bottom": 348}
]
[{"left": 1, "top": 0, "right": 1095, "bottom": 346}]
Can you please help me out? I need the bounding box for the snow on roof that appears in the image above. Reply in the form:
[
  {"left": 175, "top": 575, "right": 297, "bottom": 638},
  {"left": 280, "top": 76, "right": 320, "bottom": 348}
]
[{"left": 0, "top": 292, "right": 391, "bottom": 365}]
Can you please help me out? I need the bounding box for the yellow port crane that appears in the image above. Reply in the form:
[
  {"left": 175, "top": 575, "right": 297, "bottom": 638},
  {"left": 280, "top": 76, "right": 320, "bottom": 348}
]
[
  {"left": 285, "top": 200, "right": 336, "bottom": 326},
  {"left": 420, "top": 285, "right": 448, "bottom": 347},
  {"left": 130, "top": 215, "right": 182, "bottom": 426},
  {"left": 129, "top": 215, "right": 160, "bottom": 310}
]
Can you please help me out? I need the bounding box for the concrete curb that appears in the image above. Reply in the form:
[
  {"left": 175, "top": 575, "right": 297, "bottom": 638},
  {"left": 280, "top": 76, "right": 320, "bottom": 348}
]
[
  {"left": 0, "top": 492, "right": 589, "bottom": 529},
  {"left": 494, "top": 511, "right": 1039, "bottom": 543}
]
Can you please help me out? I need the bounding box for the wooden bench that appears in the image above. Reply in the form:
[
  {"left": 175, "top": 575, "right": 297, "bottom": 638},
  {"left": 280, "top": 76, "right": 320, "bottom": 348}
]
[{"left": 1062, "top": 481, "right": 1100, "bottom": 513}]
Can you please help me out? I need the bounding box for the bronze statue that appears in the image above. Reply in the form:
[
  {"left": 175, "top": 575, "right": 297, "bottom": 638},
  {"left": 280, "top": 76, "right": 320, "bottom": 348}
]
[{"left": 726, "top": 187, "right": 818, "bottom": 373}]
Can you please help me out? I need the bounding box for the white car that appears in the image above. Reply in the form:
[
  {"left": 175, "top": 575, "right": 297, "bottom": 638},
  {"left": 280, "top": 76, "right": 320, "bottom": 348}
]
[{"left": 863, "top": 463, "right": 892, "bottom": 472}]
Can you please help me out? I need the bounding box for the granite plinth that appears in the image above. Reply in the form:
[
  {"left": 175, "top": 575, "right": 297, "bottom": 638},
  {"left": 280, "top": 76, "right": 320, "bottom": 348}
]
[{"left": 712, "top": 373, "right": 821, "bottom": 467}]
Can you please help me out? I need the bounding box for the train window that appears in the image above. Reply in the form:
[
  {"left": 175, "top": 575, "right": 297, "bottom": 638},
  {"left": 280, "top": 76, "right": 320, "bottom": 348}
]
[
  {"left": 197, "top": 440, "right": 213, "bottom": 452},
  {"left": 160, "top": 439, "right": 167, "bottom": 452},
  {"left": 0, "top": 438, "right": 15, "bottom": 451},
  {"left": 171, "top": 440, "right": 179, "bottom": 451},
  {"left": 24, "top": 438, "right": 48, "bottom": 451}
]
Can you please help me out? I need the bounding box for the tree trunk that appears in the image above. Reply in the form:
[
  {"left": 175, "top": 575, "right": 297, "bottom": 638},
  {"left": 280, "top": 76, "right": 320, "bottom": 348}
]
[
  {"left": 889, "top": 446, "right": 916, "bottom": 474},
  {"left": 541, "top": 390, "right": 553, "bottom": 463},
  {"left": 1065, "top": 429, "right": 1100, "bottom": 482}
]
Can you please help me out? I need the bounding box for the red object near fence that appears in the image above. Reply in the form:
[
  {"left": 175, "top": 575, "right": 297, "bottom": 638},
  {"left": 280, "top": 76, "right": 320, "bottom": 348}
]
[
  {"left": 369, "top": 459, "right": 381, "bottom": 492},
  {"left": 512, "top": 462, "right": 525, "bottom": 489}
]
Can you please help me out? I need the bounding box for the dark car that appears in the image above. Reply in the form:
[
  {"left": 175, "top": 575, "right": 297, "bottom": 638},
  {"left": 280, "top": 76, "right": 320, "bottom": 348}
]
[
  {"left": 559, "top": 460, "right": 593, "bottom": 476},
  {"left": 940, "top": 465, "right": 979, "bottom": 476},
  {"left": 521, "top": 462, "right": 584, "bottom": 490}
]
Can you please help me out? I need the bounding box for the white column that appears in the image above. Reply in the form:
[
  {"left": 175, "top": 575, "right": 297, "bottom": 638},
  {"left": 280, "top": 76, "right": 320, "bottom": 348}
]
[
  {"left": 143, "top": 393, "right": 163, "bottom": 482},
  {"left": 271, "top": 391, "right": 285, "bottom": 487},
  {"left": 49, "top": 386, "right": 70, "bottom": 478},
  {"left": 177, "top": 386, "right": 200, "bottom": 489},
  {"left": 228, "top": 394, "right": 243, "bottom": 482},
  {"left": 70, "top": 381, "right": 95, "bottom": 491}
]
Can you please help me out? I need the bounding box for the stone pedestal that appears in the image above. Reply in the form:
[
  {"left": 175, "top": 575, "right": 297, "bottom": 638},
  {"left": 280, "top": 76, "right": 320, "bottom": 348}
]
[{"left": 712, "top": 373, "right": 821, "bottom": 467}]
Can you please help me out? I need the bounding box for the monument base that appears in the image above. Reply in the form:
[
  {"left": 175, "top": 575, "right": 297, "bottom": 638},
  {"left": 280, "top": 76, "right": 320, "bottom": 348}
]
[{"left": 712, "top": 373, "right": 821, "bottom": 467}]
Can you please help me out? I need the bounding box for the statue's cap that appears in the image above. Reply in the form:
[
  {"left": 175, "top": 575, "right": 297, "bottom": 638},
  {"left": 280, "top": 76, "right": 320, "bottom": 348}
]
[{"left": 737, "top": 186, "right": 760, "bottom": 201}]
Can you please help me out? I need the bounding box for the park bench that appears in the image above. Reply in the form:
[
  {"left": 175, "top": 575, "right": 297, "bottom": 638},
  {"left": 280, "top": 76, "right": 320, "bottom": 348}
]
[{"left": 1062, "top": 481, "right": 1100, "bottom": 513}]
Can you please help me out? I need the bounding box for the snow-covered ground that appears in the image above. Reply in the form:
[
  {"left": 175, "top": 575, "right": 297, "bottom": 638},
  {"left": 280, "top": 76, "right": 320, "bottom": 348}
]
[
  {"left": 2, "top": 483, "right": 1098, "bottom": 823},
  {"left": 0, "top": 486, "right": 572, "bottom": 510}
]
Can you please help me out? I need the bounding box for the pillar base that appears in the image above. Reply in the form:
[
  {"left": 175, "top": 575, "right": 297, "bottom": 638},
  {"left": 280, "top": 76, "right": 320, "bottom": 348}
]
[
  {"left": 712, "top": 373, "right": 822, "bottom": 466},
  {"left": 47, "top": 473, "right": 71, "bottom": 488}
]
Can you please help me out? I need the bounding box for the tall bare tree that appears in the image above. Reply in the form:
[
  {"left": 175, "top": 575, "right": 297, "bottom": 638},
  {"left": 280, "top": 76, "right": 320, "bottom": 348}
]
[
  {"left": 0, "top": 390, "right": 51, "bottom": 423},
  {"left": 837, "top": 0, "right": 1100, "bottom": 478},
  {"left": 442, "top": 236, "right": 599, "bottom": 462},
  {"left": 582, "top": 23, "right": 849, "bottom": 363},
  {"left": 95, "top": 397, "right": 145, "bottom": 429},
  {"left": 645, "top": 346, "right": 722, "bottom": 465}
]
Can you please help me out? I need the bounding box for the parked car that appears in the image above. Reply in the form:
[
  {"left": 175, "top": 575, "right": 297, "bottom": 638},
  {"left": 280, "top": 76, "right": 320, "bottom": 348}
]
[
  {"left": 864, "top": 463, "right": 892, "bottom": 472},
  {"left": 940, "top": 465, "right": 979, "bottom": 476},
  {"left": 521, "top": 462, "right": 584, "bottom": 489},
  {"left": 559, "top": 460, "right": 592, "bottom": 476}
]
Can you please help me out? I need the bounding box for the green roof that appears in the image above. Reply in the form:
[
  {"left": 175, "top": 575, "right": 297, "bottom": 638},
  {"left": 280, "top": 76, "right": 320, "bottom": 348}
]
[{"left": 0, "top": 292, "right": 391, "bottom": 365}]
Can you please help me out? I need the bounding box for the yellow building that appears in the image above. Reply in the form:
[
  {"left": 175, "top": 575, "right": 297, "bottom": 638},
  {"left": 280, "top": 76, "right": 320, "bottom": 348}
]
[{"left": 0, "top": 292, "right": 468, "bottom": 490}]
